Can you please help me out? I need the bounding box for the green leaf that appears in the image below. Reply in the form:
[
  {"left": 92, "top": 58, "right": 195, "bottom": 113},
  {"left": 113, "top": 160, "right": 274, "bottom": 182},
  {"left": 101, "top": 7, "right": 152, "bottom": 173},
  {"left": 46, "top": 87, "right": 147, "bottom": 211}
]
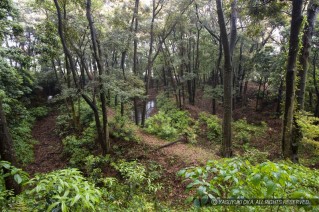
[
  {"left": 211, "top": 188, "right": 221, "bottom": 196},
  {"left": 224, "top": 176, "right": 231, "bottom": 181},
  {"left": 196, "top": 168, "right": 203, "bottom": 175},
  {"left": 186, "top": 182, "right": 195, "bottom": 189},
  {"left": 289, "top": 190, "right": 307, "bottom": 199},
  {"left": 61, "top": 202, "right": 67, "bottom": 212},
  {"left": 71, "top": 194, "right": 81, "bottom": 206},
  {"left": 2, "top": 163, "right": 11, "bottom": 169},
  {"left": 177, "top": 169, "right": 186, "bottom": 176},
  {"left": 46, "top": 202, "right": 60, "bottom": 212},
  {"left": 197, "top": 186, "right": 207, "bottom": 195},
  {"left": 251, "top": 174, "right": 261, "bottom": 185},
  {"left": 186, "top": 196, "right": 194, "bottom": 203},
  {"left": 266, "top": 180, "right": 276, "bottom": 196},
  {"left": 201, "top": 195, "right": 209, "bottom": 205},
  {"left": 208, "top": 193, "right": 215, "bottom": 199},
  {"left": 193, "top": 198, "right": 201, "bottom": 207},
  {"left": 14, "top": 174, "right": 22, "bottom": 184},
  {"left": 185, "top": 172, "right": 195, "bottom": 178}
]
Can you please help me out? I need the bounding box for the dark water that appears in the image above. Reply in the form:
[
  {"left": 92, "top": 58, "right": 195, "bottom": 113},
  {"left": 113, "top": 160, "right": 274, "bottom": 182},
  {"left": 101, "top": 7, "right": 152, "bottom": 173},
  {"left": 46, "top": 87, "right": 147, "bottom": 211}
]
[{"left": 132, "top": 100, "right": 156, "bottom": 124}]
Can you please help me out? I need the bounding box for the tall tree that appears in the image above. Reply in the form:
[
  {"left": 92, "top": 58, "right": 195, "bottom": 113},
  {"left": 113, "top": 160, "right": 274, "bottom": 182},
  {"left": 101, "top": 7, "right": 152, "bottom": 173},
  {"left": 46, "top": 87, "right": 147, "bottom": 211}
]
[
  {"left": 86, "top": 0, "right": 110, "bottom": 153},
  {"left": 282, "top": 0, "right": 303, "bottom": 162},
  {"left": 132, "top": 0, "right": 140, "bottom": 125},
  {"left": 141, "top": 0, "right": 164, "bottom": 127},
  {"left": 216, "top": 0, "right": 233, "bottom": 157},
  {"left": 53, "top": 0, "right": 109, "bottom": 155},
  {"left": 296, "top": 0, "right": 319, "bottom": 110}
]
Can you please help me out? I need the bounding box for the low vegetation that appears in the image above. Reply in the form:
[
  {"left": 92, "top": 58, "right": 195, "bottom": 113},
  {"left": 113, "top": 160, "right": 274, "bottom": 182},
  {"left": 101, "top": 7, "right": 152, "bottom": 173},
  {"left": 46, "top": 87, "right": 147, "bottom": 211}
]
[{"left": 1, "top": 0, "right": 319, "bottom": 211}]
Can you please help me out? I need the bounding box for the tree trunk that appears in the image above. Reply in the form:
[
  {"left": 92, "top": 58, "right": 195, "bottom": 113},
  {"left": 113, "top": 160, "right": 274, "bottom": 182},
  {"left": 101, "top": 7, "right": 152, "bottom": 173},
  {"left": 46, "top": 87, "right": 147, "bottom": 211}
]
[
  {"left": 216, "top": 0, "right": 233, "bottom": 157},
  {"left": 133, "top": 0, "right": 140, "bottom": 125},
  {"left": 86, "top": 0, "right": 110, "bottom": 154},
  {"left": 229, "top": 0, "right": 237, "bottom": 57},
  {"left": 296, "top": 0, "right": 319, "bottom": 110},
  {"left": 53, "top": 0, "right": 108, "bottom": 154},
  {"left": 313, "top": 52, "right": 319, "bottom": 117},
  {"left": 142, "top": 0, "right": 158, "bottom": 127},
  {"left": 276, "top": 79, "right": 283, "bottom": 116},
  {"left": 0, "top": 98, "right": 21, "bottom": 194},
  {"left": 282, "top": 0, "right": 303, "bottom": 162}
]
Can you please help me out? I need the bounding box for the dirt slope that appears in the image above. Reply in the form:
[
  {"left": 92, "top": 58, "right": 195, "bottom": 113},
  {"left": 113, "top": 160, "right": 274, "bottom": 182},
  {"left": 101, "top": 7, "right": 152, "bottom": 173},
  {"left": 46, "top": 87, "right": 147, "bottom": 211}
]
[{"left": 26, "top": 111, "right": 66, "bottom": 176}]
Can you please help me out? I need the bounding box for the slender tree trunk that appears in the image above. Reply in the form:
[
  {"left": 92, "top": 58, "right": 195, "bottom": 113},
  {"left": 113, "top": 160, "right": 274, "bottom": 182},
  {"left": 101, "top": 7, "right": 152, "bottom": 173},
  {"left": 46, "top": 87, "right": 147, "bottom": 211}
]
[
  {"left": 216, "top": 0, "right": 233, "bottom": 157},
  {"left": 142, "top": 0, "right": 157, "bottom": 127},
  {"left": 243, "top": 80, "right": 248, "bottom": 106},
  {"left": 282, "top": 0, "right": 303, "bottom": 162},
  {"left": 238, "top": 41, "right": 244, "bottom": 99},
  {"left": 229, "top": 0, "right": 237, "bottom": 56},
  {"left": 276, "top": 79, "right": 283, "bottom": 116},
  {"left": 313, "top": 52, "right": 319, "bottom": 117},
  {"left": 86, "top": 0, "right": 110, "bottom": 154},
  {"left": 256, "top": 78, "right": 262, "bottom": 111},
  {"left": 133, "top": 0, "right": 140, "bottom": 125},
  {"left": 296, "top": 0, "right": 319, "bottom": 110},
  {"left": 212, "top": 38, "right": 223, "bottom": 114},
  {"left": 53, "top": 0, "right": 108, "bottom": 154}
]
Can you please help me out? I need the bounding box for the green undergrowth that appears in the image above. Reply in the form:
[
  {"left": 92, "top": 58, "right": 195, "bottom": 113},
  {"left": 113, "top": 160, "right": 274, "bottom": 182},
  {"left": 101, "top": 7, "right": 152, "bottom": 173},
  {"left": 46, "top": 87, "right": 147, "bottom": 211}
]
[
  {"left": 0, "top": 160, "right": 29, "bottom": 209},
  {"left": 178, "top": 158, "right": 319, "bottom": 211},
  {"left": 297, "top": 113, "right": 319, "bottom": 167},
  {"left": 3, "top": 156, "right": 318, "bottom": 211},
  {"left": 10, "top": 106, "right": 48, "bottom": 165},
  {"left": 62, "top": 122, "right": 97, "bottom": 168},
  {"left": 29, "top": 106, "right": 49, "bottom": 119},
  {"left": 1, "top": 158, "right": 169, "bottom": 212},
  {"left": 233, "top": 119, "right": 267, "bottom": 144},
  {"left": 196, "top": 112, "right": 222, "bottom": 142},
  {"left": 109, "top": 113, "right": 141, "bottom": 143},
  {"left": 144, "top": 94, "right": 267, "bottom": 149},
  {"left": 145, "top": 93, "right": 196, "bottom": 142}
]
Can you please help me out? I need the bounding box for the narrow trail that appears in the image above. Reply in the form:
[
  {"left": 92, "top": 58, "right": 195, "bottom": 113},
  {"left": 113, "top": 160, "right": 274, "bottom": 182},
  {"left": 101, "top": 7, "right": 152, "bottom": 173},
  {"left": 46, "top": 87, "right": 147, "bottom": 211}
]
[{"left": 26, "top": 111, "right": 66, "bottom": 176}]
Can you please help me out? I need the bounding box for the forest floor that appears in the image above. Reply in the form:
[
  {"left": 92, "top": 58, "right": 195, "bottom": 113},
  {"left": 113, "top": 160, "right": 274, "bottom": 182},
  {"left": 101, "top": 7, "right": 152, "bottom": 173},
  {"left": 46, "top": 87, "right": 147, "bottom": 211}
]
[
  {"left": 23, "top": 83, "right": 319, "bottom": 208},
  {"left": 24, "top": 83, "right": 291, "bottom": 205},
  {"left": 24, "top": 83, "right": 284, "bottom": 205},
  {"left": 25, "top": 110, "right": 66, "bottom": 176}
]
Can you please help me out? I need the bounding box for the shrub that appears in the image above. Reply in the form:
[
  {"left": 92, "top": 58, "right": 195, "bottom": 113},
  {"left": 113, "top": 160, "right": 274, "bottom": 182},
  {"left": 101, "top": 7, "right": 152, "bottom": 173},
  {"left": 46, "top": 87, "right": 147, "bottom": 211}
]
[
  {"left": 10, "top": 111, "right": 37, "bottom": 165},
  {"left": 99, "top": 178, "right": 167, "bottom": 211},
  {"left": 112, "top": 160, "right": 162, "bottom": 195},
  {"left": 242, "top": 148, "right": 269, "bottom": 164},
  {"left": 196, "top": 112, "right": 222, "bottom": 142},
  {"left": 233, "top": 119, "right": 267, "bottom": 144},
  {"left": 109, "top": 114, "right": 140, "bottom": 142},
  {"left": 145, "top": 93, "right": 197, "bottom": 142},
  {"left": 79, "top": 101, "right": 94, "bottom": 127},
  {"left": 297, "top": 114, "right": 319, "bottom": 141},
  {"left": 0, "top": 161, "right": 29, "bottom": 210},
  {"left": 296, "top": 113, "right": 319, "bottom": 166},
  {"left": 29, "top": 106, "right": 49, "bottom": 119},
  {"left": 145, "top": 109, "right": 194, "bottom": 141},
  {"left": 145, "top": 111, "right": 178, "bottom": 140},
  {"left": 156, "top": 92, "right": 176, "bottom": 113},
  {"left": 62, "top": 135, "right": 94, "bottom": 168},
  {"left": 24, "top": 168, "right": 102, "bottom": 212},
  {"left": 178, "top": 158, "right": 319, "bottom": 210},
  {"left": 84, "top": 155, "right": 110, "bottom": 183},
  {"left": 56, "top": 113, "right": 73, "bottom": 137},
  {"left": 63, "top": 135, "right": 91, "bottom": 156}
]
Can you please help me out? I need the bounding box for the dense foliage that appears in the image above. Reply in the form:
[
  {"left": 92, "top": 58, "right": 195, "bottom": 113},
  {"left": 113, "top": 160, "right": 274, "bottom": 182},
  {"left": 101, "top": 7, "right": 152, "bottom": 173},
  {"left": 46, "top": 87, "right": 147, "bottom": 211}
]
[
  {"left": 1, "top": 0, "right": 319, "bottom": 211},
  {"left": 178, "top": 158, "right": 319, "bottom": 211}
]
